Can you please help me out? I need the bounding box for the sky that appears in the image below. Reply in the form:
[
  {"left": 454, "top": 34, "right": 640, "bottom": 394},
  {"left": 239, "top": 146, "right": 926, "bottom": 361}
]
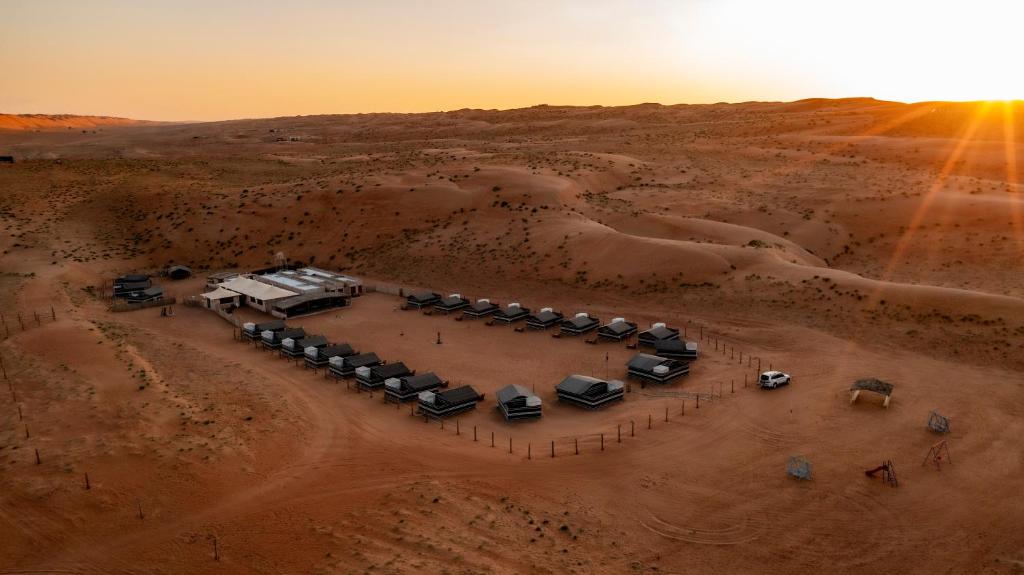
[{"left": 1, "top": 0, "right": 1022, "bottom": 121}]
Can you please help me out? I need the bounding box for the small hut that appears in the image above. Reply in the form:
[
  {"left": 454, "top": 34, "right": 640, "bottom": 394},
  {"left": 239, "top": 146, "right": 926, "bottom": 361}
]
[
  {"left": 637, "top": 322, "right": 680, "bottom": 347},
  {"left": 356, "top": 362, "right": 413, "bottom": 391},
  {"left": 492, "top": 302, "right": 530, "bottom": 324},
  {"left": 384, "top": 372, "right": 446, "bottom": 402},
  {"left": 406, "top": 291, "right": 441, "bottom": 309},
  {"left": 626, "top": 353, "right": 689, "bottom": 384},
  {"left": 418, "top": 385, "right": 484, "bottom": 418},
  {"left": 849, "top": 378, "right": 894, "bottom": 408},
  {"left": 561, "top": 312, "right": 600, "bottom": 336},
  {"left": 281, "top": 335, "right": 328, "bottom": 358},
  {"left": 463, "top": 298, "right": 500, "bottom": 319},
  {"left": 597, "top": 317, "right": 638, "bottom": 341},
  {"left": 113, "top": 274, "right": 151, "bottom": 297},
  {"left": 167, "top": 265, "right": 192, "bottom": 280},
  {"left": 328, "top": 352, "right": 381, "bottom": 379},
  {"left": 305, "top": 343, "right": 356, "bottom": 369},
  {"left": 525, "top": 307, "right": 563, "bottom": 330},
  {"left": 555, "top": 375, "right": 624, "bottom": 409},
  {"left": 262, "top": 327, "right": 305, "bottom": 349},
  {"left": 496, "top": 384, "right": 542, "bottom": 421},
  {"left": 242, "top": 319, "right": 286, "bottom": 342},
  {"left": 654, "top": 339, "right": 699, "bottom": 361},
  {"left": 435, "top": 293, "right": 470, "bottom": 314}
]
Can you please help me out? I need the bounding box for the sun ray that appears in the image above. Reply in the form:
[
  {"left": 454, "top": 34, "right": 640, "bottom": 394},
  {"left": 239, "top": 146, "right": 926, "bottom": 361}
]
[
  {"left": 1002, "top": 102, "right": 1024, "bottom": 259},
  {"left": 859, "top": 101, "right": 993, "bottom": 312}
]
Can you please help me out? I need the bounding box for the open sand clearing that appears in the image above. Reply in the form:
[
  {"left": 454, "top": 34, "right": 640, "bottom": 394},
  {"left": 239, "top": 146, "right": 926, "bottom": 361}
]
[{"left": 1, "top": 99, "right": 1023, "bottom": 574}]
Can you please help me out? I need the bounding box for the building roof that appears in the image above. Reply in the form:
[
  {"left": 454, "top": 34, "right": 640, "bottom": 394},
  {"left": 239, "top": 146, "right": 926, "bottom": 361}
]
[
  {"left": 116, "top": 274, "right": 150, "bottom": 283},
  {"left": 320, "top": 343, "right": 355, "bottom": 357},
  {"left": 221, "top": 276, "right": 297, "bottom": 301},
  {"left": 641, "top": 325, "right": 678, "bottom": 340},
  {"left": 296, "top": 335, "right": 328, "bottom": 348},
  {"left": 259, "top": 267, "right": 361, "bottom": 293},
  {"left": 565, "top": 316, "right": 598, "bottom": 328},
  {"left": 628, "top": 353, "right": 669, "bottom": 372},
  {"left": 207, "top": 270, "right": 240, "bottom": 281},
  {"left": 373, "top": 362, "right": 411, "bottom": 378},
  {"left": 403, "top": 372, "right": 443, "bottom": 391},
  {"left": 557, "top": 375, "right": 604, "bottom": 394},
  {"left": 201, "top": 287, "right": 241, "bottom": 300},
  {"left": 438, "top": 385, "right": 481, "bottom": 405},
  {"left": 530, "top": 310, "right": 562, "bottom": 322},
  {"left": 600, "top": 321, "right": 636, "bottom": 334},
  {"left": 852, "top": 378, "right": 894, "bottom": 396},
  {"left": 496, "top": 384, "right": 536, "bottom": 405}
]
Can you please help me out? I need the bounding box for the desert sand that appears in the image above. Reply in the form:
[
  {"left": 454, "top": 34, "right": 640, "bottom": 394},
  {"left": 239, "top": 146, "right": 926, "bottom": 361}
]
[{"left": 0, "top": 99, "right": 1022, "bottom": 574}]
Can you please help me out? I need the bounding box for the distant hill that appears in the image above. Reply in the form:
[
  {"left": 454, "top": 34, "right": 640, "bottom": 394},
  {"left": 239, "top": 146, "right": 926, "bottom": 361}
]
[{"left": 0, "top": 114, "right": 154, "bottom": 131}]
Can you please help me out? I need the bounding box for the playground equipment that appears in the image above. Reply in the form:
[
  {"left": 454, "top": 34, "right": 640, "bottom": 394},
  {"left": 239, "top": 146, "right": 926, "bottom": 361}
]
[
  {"left": 922, "top": 440, "right": 952, "bottom": 470},
  {"left": 786, "top": 455, "right": 812, "bottom": 480},
  {"left": 849, "top": 378, "right": 893, "bottom": 408},
  {"left": 927, "top": 411, "right": 950, "bottom": 433},
  {"left": 864, "top": 460, "right": 898, "bottom": 487}
]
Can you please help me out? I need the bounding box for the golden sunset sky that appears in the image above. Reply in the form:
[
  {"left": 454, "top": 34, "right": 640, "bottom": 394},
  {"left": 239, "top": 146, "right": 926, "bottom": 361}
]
[{"left": 2, "top": 0, "right": 1021, "bottom": 121}]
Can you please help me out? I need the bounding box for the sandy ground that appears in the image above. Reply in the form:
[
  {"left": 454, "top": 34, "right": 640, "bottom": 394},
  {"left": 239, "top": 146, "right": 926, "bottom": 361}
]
[{"left": 0, "top": 99, "right": 1023, "bottom": 574}]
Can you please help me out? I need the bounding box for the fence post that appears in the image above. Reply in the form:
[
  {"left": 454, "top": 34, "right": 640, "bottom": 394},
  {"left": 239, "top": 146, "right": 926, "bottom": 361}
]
[
  {"left": 491, "top": 431, "right": 495, "bottom": 447},
  {"left": 35, "top": 448, "right": 40, "bottom": 465},
  {"left": 681, "top": 400, "right": 685, "bottom": 416},
  {"left": 617, "top": 424, "right": 621, "bottom": 443},
  {"left": 456, "top": 419, "right": 460, "bottom": 435},
  {"left": 648, "top": 414, "right": 652, "bottom": 429},
  {"left": 600, "top": 433, "right": 604, "bottom": 451},
  {"left": 665, "top": 406, "right": 668, "bottom": 422},
  {"left": 84, "top": 473, "right": 91, "bottom": 490},
  {"left": 51, "top": 306, "right": 56, "bottom": 321},
  {"left": 473, "top": 425, "right": 477, "bottom": 442},
  {"left": 631, "top": 420, "right": 635, "bottom": 437},
  {"left": 551, "top": 440, "right": 555, "bottom": 458},
  {"left": 575, "top": 438, "right": 579, "bottom": 455},
  {"left": 509, "top": 436, "right": 512, "bottom": 454},
  {"left": 696, "top": 395, "right": 700, "bottom": 409},
  {"left": 731, "top": 380, "right": 734, "bottom": 394},
  {"left": 528, "top": 443, "right": 531, "bottom": 460}
]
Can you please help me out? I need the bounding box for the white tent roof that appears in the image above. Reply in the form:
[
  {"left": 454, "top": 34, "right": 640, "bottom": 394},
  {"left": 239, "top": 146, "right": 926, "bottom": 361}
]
[
  {"left": 220, "top": 276, "right": 297, "bottom": 300},
  {"left": 201, "top": 286, "right": 242, "bottom": 300}
]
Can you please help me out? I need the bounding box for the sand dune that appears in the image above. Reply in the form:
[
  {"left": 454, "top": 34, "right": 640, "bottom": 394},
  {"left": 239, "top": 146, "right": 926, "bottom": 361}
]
[{"left": 1, "top": 99, "right": 1022, "bottom": 574}]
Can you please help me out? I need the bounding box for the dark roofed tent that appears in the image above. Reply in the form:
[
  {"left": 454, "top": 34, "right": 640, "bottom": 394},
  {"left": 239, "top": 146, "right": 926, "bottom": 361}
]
[
  {"left": 271, "top": 292, "right": 349, "bottom": 318},
  {"left": 418, "top": 385, "right": 484, "bottom": 418},
  {"left": 385, "top": 372, "right": 446, "bottom": 402},
  {"left": 305, "top": 342, "right": 356, "bottom": 368},
  {"left": 492, "top": 303, "right": 530, "bottom": 324},
  {"left": 638, "top": 324, "right": 680, "bottom": 347},
  {"left": 654, "top": 339, "right": 699, "bottom": 361},
  {"left": 526, "top": 308, "right": 563, "bottom": 330},
  {"left": 627, "top": 353, "right": 689, "bottom": 384},
  {"left": 117, "top": 274, "right": 150, "bottom": 284},
  {"left": 262, "top": 327, "right": 305, "bottom": 349},
  {"left": 406, "top": 291, "right": 441, "bottom": 309},
  {"left": 496, "top": 384, "right": 542, "bottom": 420},
  {"left": 561, "top": 313, "right": 601, "bottom": 336},
  {"left": 167, "top": 265, "right": 192, "bottom": 280},
  {"left": 328, "top": 352, "right": 381, "bottom": 379},
  {"left": 435, "top": 293, "right": 470, "bottom": 313},
  {"left": 556, "top": 375, "right": 624, "bottom": 409},
  {"left": 280, "top": 334, "right": 328, "bottom": 358},
  {"left": 356, "top": 362, "right": 413, "bottom": 390},
  {"left": 242, "top": 319, "right": 286, "bottom": 341},
  {"left": 597, "top": 318, "right": 638, "bottom": 341},
  {"left": 463, "top": 298, "right": 499, "bottom": 318}
]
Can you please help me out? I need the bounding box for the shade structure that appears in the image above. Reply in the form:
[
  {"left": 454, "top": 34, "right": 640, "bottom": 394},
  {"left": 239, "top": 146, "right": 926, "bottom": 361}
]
[
  {"left": 626, "top": 353, "right": 689, "bottom": 384},
  {"left": 654, "top": 339, "right": 699, "bottom": 361},
  {"left": 555, "top": 375, "right": 624, "bottom": 409},
  {"left": 305, "top": 343, "right": 356, "bottom": 368},
  {"left": 561, "top": 313, "right": 600, "bottom": 336},
  {"left": 637, "top": 323, "right": 680, "bottom": 347},
  {"left": 418, "top": 385, "right": 484, "bottom": 418},
  {"left": 356, "top": 362, "right": 413, "bottom": 390},
  {"left": 406, "top": 291, "right": 441, "bottom": 309},
  {"left": 243, "top": 319, "right": 286, "bottom": 341},
  {"left": 384, "top": 372, "right": 446, "bottom": 402},
  {"left": 492, "top": 303, "right": 530, "bottom": 324},
  {"left": 496, "top": 384, "right": 542, "bottom": 420},
  {"left": 525, "top": 308, "right": 563, "bottom": 330},
  {"left": 597, "top": 318, "right": 638, "bottom": 341},
  {"left": 463, "top": 298, "right": 499, "bottom": 318},
  {"left": 328, "top": 352, "right": 382, "bottom": 379}
]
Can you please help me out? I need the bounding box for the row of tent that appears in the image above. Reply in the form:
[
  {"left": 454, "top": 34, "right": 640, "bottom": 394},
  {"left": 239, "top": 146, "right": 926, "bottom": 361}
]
[
  {"left": 404, "top": 291, "right": 699, "bottom": 357},
  {"left": 241, "top": 306, "right": 699, "bottom": 420}
]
